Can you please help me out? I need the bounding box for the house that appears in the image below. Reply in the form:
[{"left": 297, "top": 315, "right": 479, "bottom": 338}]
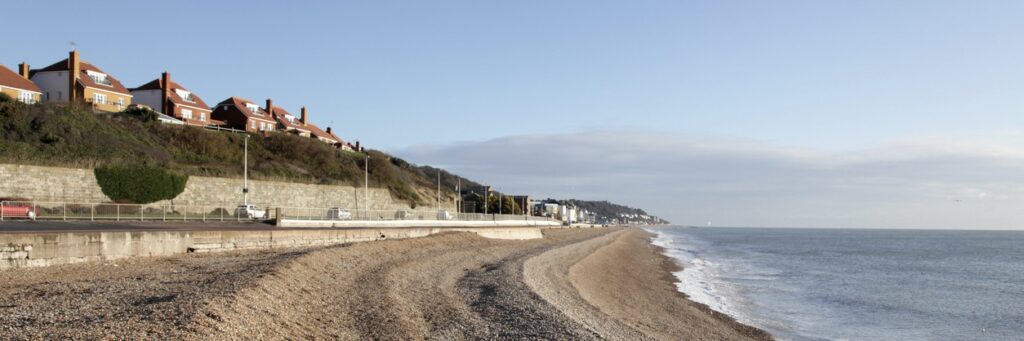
[
  {"left": 511, "top": 195, "right": 532, "bottom": 215},
  {"left": 210, "top": 97, "right": 277, "bottom": 133},
  {"left": 270, "top": 104, "right": 312, "bottom": 137},
  {"left": 0, "top": 63, "right": 41, "bottom": 104},
  {"left": 130, "top": 72, "right": 212, "bottom": 126},
  {"left": 266, "top": 102, "right": 350, "bottom": 149},
  {"left": 30, "top": 50, "right": 132, "bottom": 112}
]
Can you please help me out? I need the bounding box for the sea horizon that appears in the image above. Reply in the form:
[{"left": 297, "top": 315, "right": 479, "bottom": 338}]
[{"left": 650, "top": 226, "right": 1024, "bottom": 341}]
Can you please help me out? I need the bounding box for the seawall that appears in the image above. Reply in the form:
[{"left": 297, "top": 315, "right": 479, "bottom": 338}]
[{"left": 0, "top": 226, "right": 546, "bottom": 271}]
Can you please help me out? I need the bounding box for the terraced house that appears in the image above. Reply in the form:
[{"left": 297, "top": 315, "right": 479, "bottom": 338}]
[
  {"left": 30, "top": 50, "right": 132, "bottom": 112},
  {"left": 0, "top": 63, "right": 41, "bottom": 104},
  {"left": 268, "top": 104, "right": 350, "bottom": 149},
  {"left": 210, "top": 97, "right": 277, "bottom": 133},
  {"left": 130, "top": 72, "right": 212, "bottom": 126}
]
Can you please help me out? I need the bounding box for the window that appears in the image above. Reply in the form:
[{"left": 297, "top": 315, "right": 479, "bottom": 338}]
[
  {"left": 94, "top": 93, "right": 107, "bottom": 105},
  {"left": 250, "top": 121, "right": 256, "bottom": 129},
  {"left": 199, "top": 112, "right": 206, "bottom": 121},
  {"left": 58, "top": 91, "right": 63, "bottom": 100},
  {"left": 182, "top": 109, "right": 193, "bottom": 119},
  {"left": 45, "top": 92, "right": 50, "bottom": 101},
  {"left": 116, "top": 97, "right": 124, "bottom": 109},
  {"left": 18, "top": 91, "right": 35, "bottom": 104}
]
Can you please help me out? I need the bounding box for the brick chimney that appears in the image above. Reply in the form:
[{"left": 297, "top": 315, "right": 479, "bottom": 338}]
[
  {"left": 355, "top": 140, "right": 360, "bottom": 151},
  {"left": 326, "top": 127, "right": 332, "bottom": 134},
  {"left": 18, "top": 63, "right": 29, "bottom": 79},
  {"left": 161, "top": 72, "right": 171, "bottom": 115},
  {"left": 300, "top": 106, "right": 308, "bottom": 124},
  {"left": 68, "top": 50, "right": 80, "bottom": 101},
  {"left": 265, "top": 99, "right": 273, "bottom": 116}
]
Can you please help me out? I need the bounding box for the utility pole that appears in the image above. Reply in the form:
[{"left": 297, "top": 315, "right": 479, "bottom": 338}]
[
  {"left": 436, "top": 171, "right": 441, "bottom": 211},
  {"left": 499, "top": 190, "right": 503, "bottom": 215},
  {"left": 484, "top": 186, "right": 488, "bottom": 215},
  {"left": 456, "top": 178, "right": 461, "bottom": 218},
  {"left": 243, "top": 134, "right": 249, "bottom": 205}
]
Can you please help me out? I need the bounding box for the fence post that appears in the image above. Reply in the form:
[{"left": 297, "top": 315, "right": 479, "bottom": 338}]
[
  {"left": 203, "top": 206, "right": 207, "bottom": 222},
  {"left": 1, "top": 202, "right": 5, "bottom": 221},
  {"left": 91, "top": 205, "right": 95, "bottom": 221},
  {"left": 220, "top": 207, "right": 224, "bottom": 222},
  {"left": 116, "top": 205, "right": 120, "bottom": 222},
  {"left": 163, "top": 206, "right": 167, "bottom": 222},
  {"left": 184, "top": 207, "right": 187, "bottom": 222},
  {"left": 33, "top": 203, "right": 37, "bottom": 220},
  {"left": 63, "top": 203, "right": 67, "bottom": 221},
  {"left": 140, "top": 204, "right": 144, "bottom": 222}
]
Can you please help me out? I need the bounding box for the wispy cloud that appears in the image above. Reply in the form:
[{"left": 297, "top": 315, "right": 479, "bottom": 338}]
[{"left": 396, "top": 131, "right": 1024, "bottom": 229}]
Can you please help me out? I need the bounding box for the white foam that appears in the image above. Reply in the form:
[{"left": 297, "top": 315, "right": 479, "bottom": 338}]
[{"left": 646, "top": 228, "right": 749, "bottom": 324}]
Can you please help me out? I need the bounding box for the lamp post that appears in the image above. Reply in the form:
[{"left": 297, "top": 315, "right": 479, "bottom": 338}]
[
  {"left": 364, "top": 153, "right": 370, "bottom": 219},
  {"left": 243, "top": 134, "right": 249, "bottom": 205}
]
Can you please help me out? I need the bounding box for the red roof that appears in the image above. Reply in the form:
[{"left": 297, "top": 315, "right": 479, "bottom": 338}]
[
  {"left": 216, "top": 97, "right": 272, "bottom": 120},
  {"left": 307, "top": 123, "right": 345, "bottom": 144},
  {"left": 0, "top": 64, "right": 41, "bottom": 93},
  {"left": 131, "top": 79, "right": 211, "bottom": 111},
  {"left": 34, "top": 58, "right": 131, "bottom": 95}
]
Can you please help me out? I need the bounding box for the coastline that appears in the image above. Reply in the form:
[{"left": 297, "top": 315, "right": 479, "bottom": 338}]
[{"left": 0, "top": 227, "right": 770, "bottom": 339}]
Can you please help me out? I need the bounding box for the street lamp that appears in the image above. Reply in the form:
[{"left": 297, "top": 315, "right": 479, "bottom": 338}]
[{"left": 364, "top": 153, "right": 369, "bottom": 219}]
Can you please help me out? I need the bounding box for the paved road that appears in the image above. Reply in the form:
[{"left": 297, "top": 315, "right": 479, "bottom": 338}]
[{"left": 0, "top": 220, "right": 278, "bottom": 233}]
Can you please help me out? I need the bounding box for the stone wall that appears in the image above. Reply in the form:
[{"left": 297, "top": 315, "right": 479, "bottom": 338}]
[{"left": 0, "top": 164, "right": 454, "bottom": 212}]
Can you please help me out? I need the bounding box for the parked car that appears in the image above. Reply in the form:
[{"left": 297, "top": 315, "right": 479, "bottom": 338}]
[
  {"left": 436, "top": 210, "right": 453, "bottom": 221},
  {"left": 235, "top": 204, "right": 267, "bottom": 220},
  {"left": 0, "top": 200, "right": 36, "bottom": 220},
  {"left": 327, "top": 208, "right": 351, "bottom": 220}
]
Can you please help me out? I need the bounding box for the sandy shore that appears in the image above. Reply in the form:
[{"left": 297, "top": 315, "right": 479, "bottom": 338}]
[{"left": 0, "top": 228, "right": 771, "bottom": 340}]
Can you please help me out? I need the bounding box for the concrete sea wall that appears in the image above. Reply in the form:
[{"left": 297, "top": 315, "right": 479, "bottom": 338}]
[{"left": 0, "top": 226, "right": 546, "bottom": 271}]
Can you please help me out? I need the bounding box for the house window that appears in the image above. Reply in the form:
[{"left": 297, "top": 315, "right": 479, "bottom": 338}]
[
  {"left": 199, "top": 112, "right": 206, "bottom": 121},
  {"left": 250, "top": 121, "right": 256, "bottom": 129},
  {"left": 116, "top": 97, "right": 124, "bottom": 109},
  {"left": 182, "top": 109, "right": 193, "bottom": 119},
  {"left": 94, "top": 93, "right": 107, "bottom": 105},
  {"left": 18, "top": 91, "right": 35, "bottom": 104}
]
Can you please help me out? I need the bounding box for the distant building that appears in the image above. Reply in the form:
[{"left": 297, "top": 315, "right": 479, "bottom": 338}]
[
  {"left": 130, "top": 72, "right": 212, "bottom": 126},
  {"left": 30, "top": 50, "right": 132, "bottom": 112},
  {"left": 0, "top": 63, "right": 41, "bottom": 104},
  {"left": 511, "top": 195, "right": 531, "bottom": 215}
]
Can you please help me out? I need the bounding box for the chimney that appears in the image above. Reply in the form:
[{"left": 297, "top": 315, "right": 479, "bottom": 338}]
[
  {"left": 265, "top": 99, "right": 273, "bottom": 116},
  {"left": 300, "top": 106, "right": 308, "bottom": 124},
  {"left": 355, "top": 140, "right": 360, "bottom": 151},
  {"left": 18, "top": 62, "right": 29, "bottom": 79},
  {"left": 68, "top": 50, "right": 80, "bottom": 101},
  {"left": 161, "top": 72, "right": 171, "bottom": 115},
  {"left": 326, "top": 127, "right": 332, "bottom": 134}
]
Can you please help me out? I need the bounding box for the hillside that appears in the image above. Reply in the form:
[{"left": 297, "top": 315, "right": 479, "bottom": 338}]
[{"left": 0, "top": 98, "right": 475, "bottom": 205}]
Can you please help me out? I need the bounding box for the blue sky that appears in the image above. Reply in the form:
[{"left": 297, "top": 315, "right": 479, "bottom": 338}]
[{"left": 4, "top": 1, "right": 1024, "bottom": 227}]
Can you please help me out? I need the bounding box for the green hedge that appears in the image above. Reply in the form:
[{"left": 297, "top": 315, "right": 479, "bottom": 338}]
[{"left": 94, "top": 165, "right": 188, "bottom": 204}]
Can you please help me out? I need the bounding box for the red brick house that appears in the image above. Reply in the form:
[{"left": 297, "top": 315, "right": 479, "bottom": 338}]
[
  {"left": 210, "top": 97, "right": 277, "bottom": 133},
  {"left": 130, "top": 72, "right": 212, "bottom": 126}
]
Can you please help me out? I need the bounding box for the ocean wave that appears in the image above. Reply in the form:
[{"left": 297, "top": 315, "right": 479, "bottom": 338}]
[{"left": 646, "top": 228, "right": 746, "bottom": 324}]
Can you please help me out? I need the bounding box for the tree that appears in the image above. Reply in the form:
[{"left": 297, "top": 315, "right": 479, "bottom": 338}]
[{"left": 94, "top": 164, "right": 188, "bottom": 204}]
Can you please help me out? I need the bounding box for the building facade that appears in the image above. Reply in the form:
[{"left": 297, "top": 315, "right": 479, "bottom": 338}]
[
  {"left": 30, "top": 50, "right": 132, "bottom": 112},
  {"left": 130, "top": 72, "right": 212, "bottom": 126},
  {"left": 0, "top": 63, "right": 41, "bottom": 104}
]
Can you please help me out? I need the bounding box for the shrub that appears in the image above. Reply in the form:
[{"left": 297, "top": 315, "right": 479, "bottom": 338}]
[
  {"left": 122, "top": 106, "right": 159, "bottom": 122},
  {"left": 94, "top": 164, "right": 188, "bottom": 204},
  {"left": 0, "top": 93, "right": 11, "bottom": 103}
]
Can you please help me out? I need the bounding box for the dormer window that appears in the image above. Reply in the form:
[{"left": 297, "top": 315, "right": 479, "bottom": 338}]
[
  {"left": 245, "top": 103, "right": 261, "bottom": 115},
  {"left": 86, "top": 70, "right": 111, "bottom": 86},
  {"left": 174, "top": 89, "right": 195, "bottom": 103}
]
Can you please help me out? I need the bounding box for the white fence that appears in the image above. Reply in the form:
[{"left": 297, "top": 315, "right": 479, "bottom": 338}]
[{"left": 0, "top": 201, "right": 561, "bottom": 224}]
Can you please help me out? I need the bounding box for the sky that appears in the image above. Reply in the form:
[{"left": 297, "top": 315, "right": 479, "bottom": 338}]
[{"left": 3, "top": 1, "right": 1024, "bottom": 228}]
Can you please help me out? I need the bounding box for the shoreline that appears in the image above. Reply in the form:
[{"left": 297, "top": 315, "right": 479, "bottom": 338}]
[{"left": 0, "top": 227, "right": 771, "bottom": 339}]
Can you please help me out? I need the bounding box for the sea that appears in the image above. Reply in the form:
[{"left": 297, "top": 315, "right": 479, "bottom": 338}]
[{"left": 648, "top": 227, "right": 1024, "bottom": 341}]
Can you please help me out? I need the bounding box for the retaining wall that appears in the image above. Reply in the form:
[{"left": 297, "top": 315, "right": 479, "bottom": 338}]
[{"left": 0, "top": 164, "right": 454, "bottom": 212}]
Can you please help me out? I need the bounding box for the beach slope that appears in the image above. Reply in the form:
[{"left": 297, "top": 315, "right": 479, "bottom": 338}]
[{"left": 0, "top": 228, "right": 769, "bottom": 340}]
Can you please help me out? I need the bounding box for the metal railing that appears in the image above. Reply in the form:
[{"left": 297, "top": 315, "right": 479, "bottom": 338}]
[
  {"left": 0, "top": 201, "right": 561, "bottom": 224},
  {"left": 0, "top": 201, "right": 274, "bottom": 222}
]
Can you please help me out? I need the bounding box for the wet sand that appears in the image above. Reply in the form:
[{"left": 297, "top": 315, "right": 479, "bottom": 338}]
[{"left": 0, "top": 228, "right": 770, "bottom": 340}]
